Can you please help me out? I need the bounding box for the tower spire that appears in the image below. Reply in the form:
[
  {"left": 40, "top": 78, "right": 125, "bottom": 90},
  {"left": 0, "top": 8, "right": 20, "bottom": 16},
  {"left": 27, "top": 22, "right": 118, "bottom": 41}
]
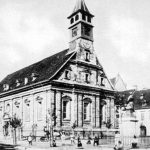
[{"left": 68, "top": 0, "right": 94, "bottom": 19}]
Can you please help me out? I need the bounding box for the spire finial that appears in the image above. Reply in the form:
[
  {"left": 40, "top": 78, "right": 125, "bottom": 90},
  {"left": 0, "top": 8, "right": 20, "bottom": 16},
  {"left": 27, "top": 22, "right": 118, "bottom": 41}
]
[{"left": 68, "top": 0, "right": 94, "bottom": 19}]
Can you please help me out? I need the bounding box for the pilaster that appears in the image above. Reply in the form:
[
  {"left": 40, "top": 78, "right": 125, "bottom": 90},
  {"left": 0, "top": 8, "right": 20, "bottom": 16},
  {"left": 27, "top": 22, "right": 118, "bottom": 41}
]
[
  {"left": 78, "top": 94, "right": 83, "bottom": 127},
  {"left": 56, "top": 91, "right": 61, "bottom": 127},
  {"left": 96, "top": 96, "right": 100, "bottom": 128}
]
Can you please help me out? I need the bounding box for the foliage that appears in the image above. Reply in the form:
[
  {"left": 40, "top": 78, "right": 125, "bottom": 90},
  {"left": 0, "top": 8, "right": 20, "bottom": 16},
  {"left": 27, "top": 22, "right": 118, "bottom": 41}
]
[
  {"left": 103, "top": 119, "right": 112, "bottom": 129},
  {"left": 9, "top": 115, "right": 22, "bottom": 129}
]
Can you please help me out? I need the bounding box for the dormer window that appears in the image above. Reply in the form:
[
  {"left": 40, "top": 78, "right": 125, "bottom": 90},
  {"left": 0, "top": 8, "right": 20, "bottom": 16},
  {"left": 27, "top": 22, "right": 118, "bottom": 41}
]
[
  {"left": 3, "top": 84, "right": 9, "bottom": 91},
  {"left": 24, "top": 78, "right": 28, "bottom": 85},
  {"left": 85, "top": 51, "right": 90, "bottom": 61},
  {"left": 101, "top": 77, "right": 105, "bottom": 86},
  {"left": 16, "top": 80, "right": 20, "bottom": 87},
  {"left": 65, "top": 70, "right": 71, "bottom": 80},
  {"left": 31, "top": 73, "right": 38, "bottom": 81}
]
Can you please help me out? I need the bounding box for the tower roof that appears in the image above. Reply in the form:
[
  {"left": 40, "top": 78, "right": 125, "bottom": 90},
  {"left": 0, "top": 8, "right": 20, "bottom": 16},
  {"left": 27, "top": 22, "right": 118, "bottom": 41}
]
[{"left": 68, "top": 0, "right": 94, "bottom": 19}]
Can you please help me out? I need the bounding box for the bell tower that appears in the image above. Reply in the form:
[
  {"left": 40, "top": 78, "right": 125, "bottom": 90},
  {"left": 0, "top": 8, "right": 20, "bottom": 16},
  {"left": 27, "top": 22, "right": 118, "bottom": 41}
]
[{"left": 68, "top": 0, "right": 94, "bottom": 52}]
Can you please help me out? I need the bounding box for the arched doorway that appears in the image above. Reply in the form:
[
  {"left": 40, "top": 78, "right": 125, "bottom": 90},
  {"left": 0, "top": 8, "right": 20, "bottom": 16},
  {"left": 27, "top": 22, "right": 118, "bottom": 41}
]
[{"left": 140, "top": 125, "right": 147, "bottom": 137}]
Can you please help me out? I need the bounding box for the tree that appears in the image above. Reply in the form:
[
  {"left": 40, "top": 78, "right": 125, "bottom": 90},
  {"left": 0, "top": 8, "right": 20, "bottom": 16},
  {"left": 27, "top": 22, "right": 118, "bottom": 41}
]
[{"left": 9, "top": 114, "right": 22, "bottom": 145}]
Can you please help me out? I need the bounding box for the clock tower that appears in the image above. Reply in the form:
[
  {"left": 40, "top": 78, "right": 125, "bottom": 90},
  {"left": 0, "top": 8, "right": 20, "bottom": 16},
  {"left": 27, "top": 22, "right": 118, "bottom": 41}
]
[{"left": 68, "top": 0, "right": 94, "bottom": 52}]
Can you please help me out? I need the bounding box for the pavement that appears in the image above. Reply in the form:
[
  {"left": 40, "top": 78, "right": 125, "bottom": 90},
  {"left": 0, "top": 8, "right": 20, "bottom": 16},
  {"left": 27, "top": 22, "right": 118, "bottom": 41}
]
[{"left": 0, "top": 138, "right": 150, "bottom": 150}]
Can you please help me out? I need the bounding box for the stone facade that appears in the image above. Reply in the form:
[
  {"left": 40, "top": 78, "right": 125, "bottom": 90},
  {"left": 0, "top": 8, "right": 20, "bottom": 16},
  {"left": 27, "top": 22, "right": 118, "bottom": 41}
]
[{"left": 0, "top": 0, "right": 115, "bottom": 138}]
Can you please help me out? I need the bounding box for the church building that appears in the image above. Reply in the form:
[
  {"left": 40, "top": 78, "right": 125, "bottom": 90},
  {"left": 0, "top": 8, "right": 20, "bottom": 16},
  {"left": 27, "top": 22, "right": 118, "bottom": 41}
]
[{"left": 0, "top": 0, "right": 115, "bottom": 138}]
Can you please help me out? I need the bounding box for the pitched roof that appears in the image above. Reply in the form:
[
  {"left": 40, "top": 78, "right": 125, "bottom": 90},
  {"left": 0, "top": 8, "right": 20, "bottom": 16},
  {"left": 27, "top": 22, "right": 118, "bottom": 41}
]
[
  {"left": 110, "top": 77, "right": 116, "bottom": 87},
  {"left": 68, "top": 0, "right": 94, "bottom": 18},
  {"left": 0, "top": 49, "right": 74, "bottom": 93}
]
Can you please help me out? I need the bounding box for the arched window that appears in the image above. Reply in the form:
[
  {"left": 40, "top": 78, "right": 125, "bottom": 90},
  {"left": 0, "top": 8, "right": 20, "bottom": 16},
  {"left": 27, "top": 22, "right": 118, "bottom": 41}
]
[
  {"left": 62, "top": 96, "right": 71, "bottom": 120},
  {"left": 83, "top": 98, "right": 92, "bottom": 121},
  {"left": 71, "top": 18, "right": 74, "bottom": 24},
  {"left": 37, "top": 101, "right": 42, "bottom": 121},
  {"left": 36, "top": 96, "right": 43, "bottom": 121},
  {"left": 85, "top": 51, "right": 90, "bottom": 61},
  {"left": 24, "top": 99, "right": 30, "bottom": 122},
  {"left": 85, "top": 73, "right": 90, "bottom": 83},
  {"left": 75, "top": 15, "right": 79, "bottom": 21}
]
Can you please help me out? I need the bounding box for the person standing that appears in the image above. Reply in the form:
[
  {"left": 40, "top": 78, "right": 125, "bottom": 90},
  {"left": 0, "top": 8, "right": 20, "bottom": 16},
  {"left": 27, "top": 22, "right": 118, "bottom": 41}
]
[
  {"left": 70, "top": 134, "right": 75, "bottom": 145},
  {"left": 114, "top": 140, "right": 123, "bottom": 150},
  {"left": 61, "top": 131, "right": 66, "bottom": 146},
  {"left": 77, "top": 134, "right": 82, "bottom": 147},
  {"left": 28, "top": 133, "right": 33, "bottom": 146}
]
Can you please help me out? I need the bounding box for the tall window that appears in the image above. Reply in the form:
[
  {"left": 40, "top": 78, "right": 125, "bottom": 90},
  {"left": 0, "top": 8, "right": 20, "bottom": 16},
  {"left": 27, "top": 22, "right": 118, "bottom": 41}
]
[
  {"left": 85, "top": 51, "right": 90, "bottom": 61},
  {"left": 24, "top": 101, "right": 30, "bottom": 122},
  {"left": 85, "top": 73, "right": 90, "bottom": 83},
  {"left": 37, "top": 101, "right": 42, "bottom": 121},
  {"left": 63, "top": 101, "right": 70, "bottom": 120},
  {"left": 62, "top": 96, "right": 71, "bottom": 120},
  {"left": 84, "top": 101, "right": 91, "bottom": 121}
]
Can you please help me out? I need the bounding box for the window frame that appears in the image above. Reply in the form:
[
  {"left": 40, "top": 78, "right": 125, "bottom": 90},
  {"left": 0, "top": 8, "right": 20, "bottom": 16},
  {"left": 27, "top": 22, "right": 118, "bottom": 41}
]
[
  {"left": 64, "top": 70, "right": 71, "bottom": 80},
  {"left": 62, "top": 96, "right": 71, "bottom": 121},
  {"left": 85, "top": 50, "right": 90, "bottom": 61},
  {"left": 85, "top": 73, "right": 90, "bottom": 83},
  {"left": 83, "top": 99, "right": 91, "bottom": 121}
]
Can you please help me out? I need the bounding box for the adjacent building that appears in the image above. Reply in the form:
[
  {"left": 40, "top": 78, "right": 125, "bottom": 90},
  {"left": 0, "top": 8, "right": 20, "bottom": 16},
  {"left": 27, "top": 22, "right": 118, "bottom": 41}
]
[
  {"left": 0, "top": 0, "right": 115, "bottom": 138},
  {"left": 110, "top": 74, "right": 127, "bottom": 92},
  {"left": 116, "top": 89, "right": 150, "bottom": 136}
]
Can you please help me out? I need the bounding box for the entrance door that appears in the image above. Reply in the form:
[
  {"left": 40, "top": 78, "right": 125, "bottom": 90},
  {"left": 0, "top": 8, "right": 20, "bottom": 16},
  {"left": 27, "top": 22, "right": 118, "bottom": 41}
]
[{"left": 140, "top": 125, "right": 147, "bottom": 137}]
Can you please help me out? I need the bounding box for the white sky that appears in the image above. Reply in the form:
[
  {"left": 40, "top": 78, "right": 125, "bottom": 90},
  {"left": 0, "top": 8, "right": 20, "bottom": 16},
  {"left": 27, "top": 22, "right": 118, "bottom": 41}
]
[{"left": 0, "top": 0, "right": 150, "bottom": 90}]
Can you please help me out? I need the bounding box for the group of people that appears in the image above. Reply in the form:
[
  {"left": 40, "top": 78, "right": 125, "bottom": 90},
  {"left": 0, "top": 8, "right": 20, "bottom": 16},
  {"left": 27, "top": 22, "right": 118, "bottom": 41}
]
[
  {"left": 27, "top": 131, "right": 138, "bottom": 149},
  {"left": 114, "top": 132, "right": 138, "bottom": 150}
]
